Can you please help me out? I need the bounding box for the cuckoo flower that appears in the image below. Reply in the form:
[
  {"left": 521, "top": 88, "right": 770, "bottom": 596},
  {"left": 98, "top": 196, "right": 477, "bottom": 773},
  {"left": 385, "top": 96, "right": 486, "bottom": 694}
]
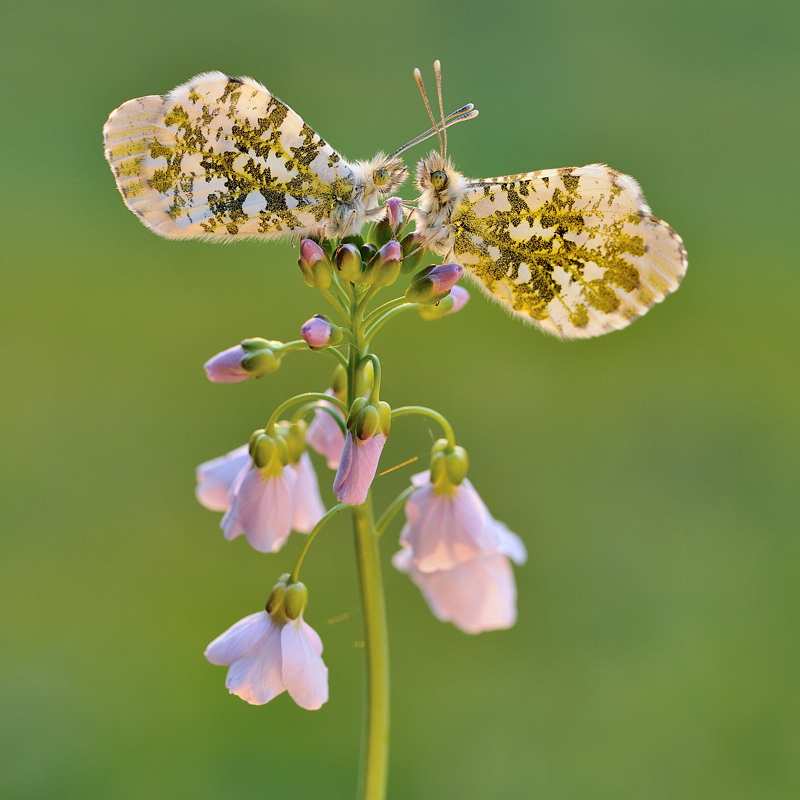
[
  {"left": 221, "top": 431, "right": 296, "bottom": 553},
  {"left": 307, "top": 391, "right": 347, "bottom": 470},
  {"left": 333, "top": 397, "right": 391, "bottom": 506},
  {"left": 205, "top": 579, "right": 328, "bottom": 709}
]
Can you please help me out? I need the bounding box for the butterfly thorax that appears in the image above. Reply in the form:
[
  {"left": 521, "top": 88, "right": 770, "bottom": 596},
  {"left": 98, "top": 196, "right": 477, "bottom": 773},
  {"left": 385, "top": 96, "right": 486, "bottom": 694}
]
[
  {"left": 354, "top": 153, "right": 408, "bottom": 212},
  {"left": 414, "top": 152, "right": 467, "bottom": 254}
]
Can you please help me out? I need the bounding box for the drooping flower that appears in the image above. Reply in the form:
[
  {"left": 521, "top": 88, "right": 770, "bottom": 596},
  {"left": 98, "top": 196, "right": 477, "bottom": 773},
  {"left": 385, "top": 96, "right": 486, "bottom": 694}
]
[
  {"left": 307, "top": 390, "right": 346, "bottom": 469},
  {"left": 392, "top": 520, "right": 526, "bottom": 634},
  {"left": 417, "top": 284, "right": 471, "bottom": 321},
  {"left": 205, "top": 579, "right": 328, "bottom": 709},
  {"left": 399, "top": 469, "right": 501, "bottom": 573},
  {"left": 195, "top": 444, "right": 250, "bottom": 512},
  {"left": 332, "top": 397, "right": 391, "bottom": 505}
]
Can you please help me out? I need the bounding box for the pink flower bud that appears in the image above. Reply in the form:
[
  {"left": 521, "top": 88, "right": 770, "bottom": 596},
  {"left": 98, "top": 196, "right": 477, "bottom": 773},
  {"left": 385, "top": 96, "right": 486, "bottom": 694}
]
[
  {"left": 204, "top": 345, "right": 250, "bottom": 383},
  {"left": 384, "top": 197, "right": 404, "bottom": 232},
  {"left": 429, "top": 263, "right": 463, "bottom": 294},
  {"left": 332, "top": 431, "right": 387, "bottom": 506},
  {"left": 298, "top": 239, "right": 326, "bottom": 269},
  {"left": 301, "top": 315, "right": 334, "bottom": 350},
  {"left": 377, "top": 238, "right": 403, "bottom": 267}
]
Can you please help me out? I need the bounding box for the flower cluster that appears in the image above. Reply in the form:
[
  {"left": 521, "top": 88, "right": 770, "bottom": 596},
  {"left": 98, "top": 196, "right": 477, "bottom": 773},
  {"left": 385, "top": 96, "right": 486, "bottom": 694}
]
[{"left": 193, "top": 220, "right": 521, "bottom": 711}]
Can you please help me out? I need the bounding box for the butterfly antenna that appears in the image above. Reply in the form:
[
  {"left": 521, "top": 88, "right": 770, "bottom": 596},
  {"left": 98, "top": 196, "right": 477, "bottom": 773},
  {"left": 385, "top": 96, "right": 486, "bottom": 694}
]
[
  {"left": 389, "top": 105, "right": 478, "bottom": 157},
  {"left": 414, "top": 67, "right": 443, "bottom": 155},
  {"left": 434, "top": 60, "right": 447, "bottom": 160}
]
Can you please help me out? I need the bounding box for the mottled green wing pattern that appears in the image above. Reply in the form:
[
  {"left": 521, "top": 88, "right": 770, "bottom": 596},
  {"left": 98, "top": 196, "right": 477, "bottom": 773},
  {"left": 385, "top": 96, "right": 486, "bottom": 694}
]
[
  {"left": 103, "top": 72, "right": 355, "bottom": 239},
  {"left": 449, "top": 164, "right": 687, "bottom": 338}
]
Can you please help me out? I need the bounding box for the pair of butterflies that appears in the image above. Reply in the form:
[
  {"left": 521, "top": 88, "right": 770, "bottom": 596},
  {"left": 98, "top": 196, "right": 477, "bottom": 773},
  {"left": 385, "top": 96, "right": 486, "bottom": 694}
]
[{"left": 103, "top": 65, "right": 686, "bottom": 339}]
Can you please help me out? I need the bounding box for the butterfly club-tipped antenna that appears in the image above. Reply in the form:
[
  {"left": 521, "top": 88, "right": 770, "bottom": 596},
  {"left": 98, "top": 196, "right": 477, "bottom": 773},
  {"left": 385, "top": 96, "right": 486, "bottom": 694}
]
[
  {"left": 390, "top": 104, "right": 478, "bottom": 158},
  {"left": 433, "top": 60, "right": 448, "bottom": 160}
]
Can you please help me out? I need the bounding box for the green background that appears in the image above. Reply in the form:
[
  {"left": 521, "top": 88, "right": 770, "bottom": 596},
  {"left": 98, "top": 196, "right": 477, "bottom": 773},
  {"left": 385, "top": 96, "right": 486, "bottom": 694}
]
[{"left": 2, "top": 0, "right": 798, "bottom": 797}]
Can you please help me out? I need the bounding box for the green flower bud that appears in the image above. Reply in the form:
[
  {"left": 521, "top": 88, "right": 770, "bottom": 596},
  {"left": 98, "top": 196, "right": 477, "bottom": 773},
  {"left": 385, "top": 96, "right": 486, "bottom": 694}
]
[
  {"left": 377, "top": 401, "right": 392, "bottom": 436},
  {"left": 335, "top": 243, "right": 363, "bottom": 283},
  {"left": 368, "top": 218, "right": 393, "bottom": 249},
  {"left": 445, "top": 446, "right": 469, "bottom": 485},
  {"left": 286, "top": 421, "right": 308, "bottom": 464},
  {"left": 252, "top": 434, "right": 276, "bottom": 469},
  {"left": 241, "top": 348, "right": 281, "bottom": 377},
  {"left": 347, "top": 396, "right": 368, "bottom": 429},
  {"left": 249, "top": 428, "right": 267, "bottom": 454},
  {"left": 360, "top": 242, "right": 377, "bottom": 263},
  {"left": 399, "top": 232, "right": 428, "bottom": 274},
  {"left": 356, "top": 404, "right": 380, "bottom": 441},
  {"left": 283, "top": 582, "right": 308, "bottom": 621},
  {"left": 331, "top": 364, "right": 348, "bottom": 400}
]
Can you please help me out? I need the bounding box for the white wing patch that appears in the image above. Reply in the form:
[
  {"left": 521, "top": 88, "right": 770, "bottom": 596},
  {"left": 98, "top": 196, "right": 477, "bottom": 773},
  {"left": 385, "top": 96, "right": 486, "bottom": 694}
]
[
  {"left": 103, "top": 72, "right": 359, "bottom": 240},
  {"left": 445, "top": 164, "right": 686, "bottom": 338}
]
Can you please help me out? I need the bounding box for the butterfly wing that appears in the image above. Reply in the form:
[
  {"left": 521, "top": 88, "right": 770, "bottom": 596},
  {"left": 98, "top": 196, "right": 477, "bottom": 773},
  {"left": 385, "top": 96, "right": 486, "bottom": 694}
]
[
  {"left": 447, "top": 164, "right": 686, "bottom": 338},
  {"left": 103, "top": 72, "right": 356, "bottom": 239}
]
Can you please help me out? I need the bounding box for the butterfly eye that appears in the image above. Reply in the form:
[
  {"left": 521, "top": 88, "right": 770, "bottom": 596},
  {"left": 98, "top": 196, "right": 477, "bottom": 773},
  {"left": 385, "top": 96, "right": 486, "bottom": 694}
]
[
  {"left": 430, "top": 170, "right": 448, "bottom": 191},
  {"left": 373, "top": 168, "right": 389, "bottom": 187}
]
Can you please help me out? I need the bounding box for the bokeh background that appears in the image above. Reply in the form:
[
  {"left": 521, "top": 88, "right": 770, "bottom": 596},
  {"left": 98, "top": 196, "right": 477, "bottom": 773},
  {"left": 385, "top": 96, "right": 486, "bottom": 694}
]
[{"left": 2, "top": 1, "right": 798, "bottom": 797}]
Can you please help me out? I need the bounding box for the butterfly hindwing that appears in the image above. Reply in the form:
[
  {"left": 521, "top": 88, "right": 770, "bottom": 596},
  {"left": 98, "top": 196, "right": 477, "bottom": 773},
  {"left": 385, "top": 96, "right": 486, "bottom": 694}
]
[
  {"left": 103, "top": 72, "right": 357, "bottom": 240},
  {"left": 447, "top": 164, "right": 687, "bottom": 338}
]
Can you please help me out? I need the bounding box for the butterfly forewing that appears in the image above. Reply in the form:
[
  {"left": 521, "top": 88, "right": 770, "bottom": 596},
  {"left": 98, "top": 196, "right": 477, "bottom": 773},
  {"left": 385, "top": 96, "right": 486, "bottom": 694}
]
[
  {"left": 449, "top": 164, "right": 687, "bottom": 338},
  {"left": 103, "top": 72, "right": 355, "bottom": 239}
]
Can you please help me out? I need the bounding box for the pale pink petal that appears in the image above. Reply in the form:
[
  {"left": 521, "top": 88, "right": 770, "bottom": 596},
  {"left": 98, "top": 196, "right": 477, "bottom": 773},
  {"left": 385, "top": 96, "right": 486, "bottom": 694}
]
[
  {"left": 447, "top": 285, "right": 470, "bottom": 314},
  {"left": 306, "top": 392, "right": 346, "bottom": 469},
  {"left": 493, "top": 520, "right": 527, "bottom": 565},
  {"left": 204, "top": 611, "right": 270, "bottom": 666},
  {"left": 204, "top": 345, "right": 250, "bottom": 383},
  {"left": 398, "top": 551, "right": 518, "bottom": 634},
  {"left": 195, "top": 444, "right": 250, "bottom": 512},
  {"left": 222, "top": 466, "right": 296, "bottom": 552},
  {"left": 291, "top": 452, "right": 326, "bottom": 533},
  {"left": 299, "top": 619, "right": 324, "bottom": 657},
  {"left": 400, "top": 479, "right": 492, "bottom": 572},
  {"left": 333, "top": 432, "right": 386, "bottom": 506},
  {"left": 280, "top": 619, "right": 329, "bottom": 710},
  {"left": 224, "top": 619, "right": 286, "bottom": 705}
]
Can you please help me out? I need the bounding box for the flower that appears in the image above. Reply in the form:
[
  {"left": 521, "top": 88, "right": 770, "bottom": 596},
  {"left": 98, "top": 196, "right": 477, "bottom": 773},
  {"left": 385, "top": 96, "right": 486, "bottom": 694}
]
[
  {"left": 195, "top": 444, "right": 250, "bottom": 512},
  {"left": 333, "top": 432, "right": 387, "bottom": 506},
  {"left": 306, "top": 390, "right": 346, "bottom": 469},
  {"left": 384, "top": 196, "right": 404, "bottom": 232},
  {"left": 221, "top": 461, "right": 297, "bottom": 552},
  {"left": 392, "top": 520, "right": 526, "bottom": 634},
  {"left": 290, "top": 451, "right": 326, "bottom": 533},
  {"left": 399, "top": 471, "right": 500, "bottom": 573},
  {"left": 205, "top": 600, "right": 328, "bottom": 709},
  {"left": 332, "top": 398, "right": 391, "bottom": 505}
]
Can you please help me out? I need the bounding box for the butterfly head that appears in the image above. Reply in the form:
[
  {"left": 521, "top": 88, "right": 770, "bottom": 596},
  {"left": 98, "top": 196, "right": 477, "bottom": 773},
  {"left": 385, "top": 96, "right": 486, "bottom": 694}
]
[
  {"left": 356, "top": 153, "right": 408, "bottom": 207},
  {"left": 415, "top": 151, "right": 465, "bottom": 208}
]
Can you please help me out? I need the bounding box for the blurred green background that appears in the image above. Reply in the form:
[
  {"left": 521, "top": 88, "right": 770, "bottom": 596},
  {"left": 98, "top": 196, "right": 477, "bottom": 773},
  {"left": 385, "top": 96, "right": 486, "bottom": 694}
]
[{"left": 2, "top": 0, "right": 798, "bottom": 797}]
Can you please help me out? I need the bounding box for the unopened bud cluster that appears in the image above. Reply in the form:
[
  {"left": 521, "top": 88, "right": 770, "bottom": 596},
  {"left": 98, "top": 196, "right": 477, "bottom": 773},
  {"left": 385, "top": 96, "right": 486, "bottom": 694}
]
[
  {"left": 267, "top": 573, "right": 309, "bottom": 624},
  {"left": 429, "top": 438, "right": 470, "bottom": 495}
]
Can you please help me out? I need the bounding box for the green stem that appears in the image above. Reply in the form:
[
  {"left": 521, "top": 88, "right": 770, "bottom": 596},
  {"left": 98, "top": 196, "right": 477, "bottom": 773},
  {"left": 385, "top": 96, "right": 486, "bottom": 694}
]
[
  {"left": 391, "top": 406, "right": 457, "bottom": 449},
  {"left": 353, "top": 497, "right": 390, "bottom": 800},
  {"left": 363, "top": 297, "right": 407, "bottom": 328},
  {"left": 289, "top": 503, "right": 350, "bottom": 583},
  {"left": 265, "top": 392, "right": 348, "bottom": 433},
  {"left": 290, "top": 402, "right": 347, "bottom": 435},
  {"left": 365, "top": 304, "right": 417, "bottom": 341},
  {"left": 360, "top": 354, "right": 382, "bottom": 401},
  {"left": 375, "top": 486, "right": 415, "bottom": 537}
]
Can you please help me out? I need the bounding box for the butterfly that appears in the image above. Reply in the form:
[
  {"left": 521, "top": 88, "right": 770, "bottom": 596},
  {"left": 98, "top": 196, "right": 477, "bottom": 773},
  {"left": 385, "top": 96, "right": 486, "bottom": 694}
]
[
  {"left": 410, "top": 63, "right": 688, "bottom": 339},
  {"left": 103, "top": 71, "right": 477, "bottom": 242}
]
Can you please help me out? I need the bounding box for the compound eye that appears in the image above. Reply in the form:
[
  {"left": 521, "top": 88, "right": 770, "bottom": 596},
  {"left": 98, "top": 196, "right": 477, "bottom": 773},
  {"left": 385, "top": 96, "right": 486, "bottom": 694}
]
[
  {"left": 373, "top": 168, "right": 389, "bottom": 187},
  {"left": 430, "top": 170, "right": 448, "bottom": 191}
]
